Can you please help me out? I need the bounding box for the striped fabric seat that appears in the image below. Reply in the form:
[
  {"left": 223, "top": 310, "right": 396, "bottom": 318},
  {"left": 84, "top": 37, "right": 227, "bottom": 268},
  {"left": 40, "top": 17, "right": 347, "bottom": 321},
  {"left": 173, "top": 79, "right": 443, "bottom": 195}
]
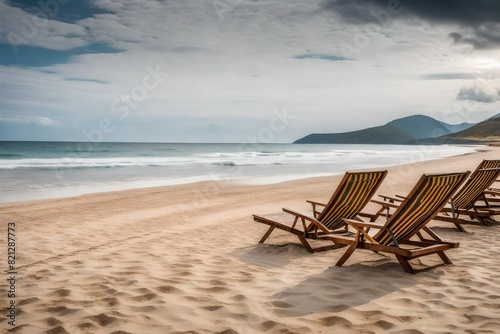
[
  {"left": 320, "top": 172, "right": 470, "bottom": 274},
  {"left": 375, "top": 173, "right": 470, "bottom": 246},
  {"left": 252, "top": 170, "right": 387, "bottom": 253},
  {"left": 315, "top": 171, "right": 389, "bottom": 231}
]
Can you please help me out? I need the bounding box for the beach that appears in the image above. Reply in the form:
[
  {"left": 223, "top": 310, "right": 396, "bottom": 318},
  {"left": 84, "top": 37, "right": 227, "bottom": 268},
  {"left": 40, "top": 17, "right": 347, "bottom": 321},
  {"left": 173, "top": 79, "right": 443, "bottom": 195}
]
[{"left": 1, "top": 146, "right": 500, "bottom": 334}]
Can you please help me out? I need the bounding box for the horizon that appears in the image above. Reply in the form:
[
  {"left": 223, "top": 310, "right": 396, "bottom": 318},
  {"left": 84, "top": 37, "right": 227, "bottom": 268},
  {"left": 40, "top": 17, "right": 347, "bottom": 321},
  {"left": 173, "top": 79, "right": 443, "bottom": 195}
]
[
  {"left": 0, "top": 112, "right": 492, "bottom": 145},
  {"left": 1, "top": 0, "right": 500, "bottom": 143}
]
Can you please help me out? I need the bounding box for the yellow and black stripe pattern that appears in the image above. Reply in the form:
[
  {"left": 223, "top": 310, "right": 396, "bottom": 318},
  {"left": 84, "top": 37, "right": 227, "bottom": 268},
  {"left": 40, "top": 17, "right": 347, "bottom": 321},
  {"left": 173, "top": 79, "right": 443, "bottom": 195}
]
[
  {"left": 317, "top": 170, "right": 387, "bottom": 230},
  {"left": 452, "top": 160, "right": 500, "bottom": 210},
  {"left": 375, "top": 172, "right": 469, "bottom": 246}
]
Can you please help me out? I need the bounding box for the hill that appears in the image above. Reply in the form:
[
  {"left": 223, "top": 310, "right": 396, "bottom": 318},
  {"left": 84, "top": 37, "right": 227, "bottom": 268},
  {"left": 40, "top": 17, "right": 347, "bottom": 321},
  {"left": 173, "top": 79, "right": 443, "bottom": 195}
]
[
  {"left": 443, "top": 117, "right": 500, "bottom": 141},
  {"left": 294, "top": 115, "right": 473, "bottom": 144}
]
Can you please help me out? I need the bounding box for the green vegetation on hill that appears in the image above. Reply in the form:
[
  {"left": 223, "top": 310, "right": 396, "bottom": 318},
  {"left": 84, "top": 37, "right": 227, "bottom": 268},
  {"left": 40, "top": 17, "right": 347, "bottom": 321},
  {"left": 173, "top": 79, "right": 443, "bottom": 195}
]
[
  {"left": 294, "top": 114, "right": 474, "bottom": 144},
  {"left": 295, "top": 124, "right": 410, "bottom": 144},
  {"left": 445, "top": 118, "right": 500, "bottom": 140}
]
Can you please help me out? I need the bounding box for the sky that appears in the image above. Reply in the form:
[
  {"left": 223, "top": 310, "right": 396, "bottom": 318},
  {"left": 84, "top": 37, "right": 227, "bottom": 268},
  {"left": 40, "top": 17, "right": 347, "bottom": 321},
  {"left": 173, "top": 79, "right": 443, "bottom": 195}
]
[{"left": 0, "top": 0, "right": 500, "bottom": 143}]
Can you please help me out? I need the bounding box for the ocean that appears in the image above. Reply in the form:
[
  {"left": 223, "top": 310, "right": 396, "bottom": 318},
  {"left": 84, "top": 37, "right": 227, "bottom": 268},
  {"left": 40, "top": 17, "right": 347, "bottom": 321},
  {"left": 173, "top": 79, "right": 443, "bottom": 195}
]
[{"left": 0, "top": 141, "right": 477, "bottom": 203}]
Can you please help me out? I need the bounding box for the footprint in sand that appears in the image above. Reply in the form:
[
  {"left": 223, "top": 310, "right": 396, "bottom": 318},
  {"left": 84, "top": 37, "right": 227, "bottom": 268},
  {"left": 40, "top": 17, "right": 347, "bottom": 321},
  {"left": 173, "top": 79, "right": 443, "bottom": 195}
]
[
  {"left": 45, "top": 306, "right": 78, "bottom": 316},
  {"left": 196, "top": 286, "right": 230, "bottom": 294},
  {"left": 129, "top": 293, "right": 158, "bottom": 302},
  {"left": 18, "top": 297, "right": 40, "bottom": 306},
  {"left": 154, "top": 285, "right": 182, "bottom": 294},
  {"left": 43, "top": 317, "right": 63, "bottom": 326},
  {"left": 45, "top": 325, "right": 71, "bottom": 334},
  {"left": 86, "top": 313, "right": 118, "bottom": 327},
  {"left": 47, "top": 289, "right": 71, "bottom": 298}
]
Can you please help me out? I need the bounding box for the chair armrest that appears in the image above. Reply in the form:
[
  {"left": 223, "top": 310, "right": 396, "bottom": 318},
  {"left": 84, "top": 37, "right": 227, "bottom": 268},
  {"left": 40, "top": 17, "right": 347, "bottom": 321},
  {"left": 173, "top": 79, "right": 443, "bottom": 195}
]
[
  {"left": 371, "top": 199, "right": 400, "bottom": 209},
  {"left": 282, "top": 208, "right": 319, "bottom": 223},
  {"left": 343, "top": 218, "right": 383, "bottom": 230},
  {"left": 306, "top": 200, "right": 327, "bottom": 218},
  {"left": 343, "top": 219, "right": 381, "bottom": 244},
  {"left": 306, "top": 200, "right": 327, "bottom": 207},
  {"left": 282, "top": 208, "right": 330, "bottom": 234},
  {"left": 378, "top": 194, "right": 404, "bottom": 203}
]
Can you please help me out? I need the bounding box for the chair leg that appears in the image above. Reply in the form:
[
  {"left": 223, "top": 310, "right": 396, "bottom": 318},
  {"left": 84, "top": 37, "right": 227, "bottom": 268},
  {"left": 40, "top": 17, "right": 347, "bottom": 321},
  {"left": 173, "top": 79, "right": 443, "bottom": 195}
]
[
  {"left": 437, "top": 251, "right": 452, "bottom": 265},
  {"left": 454, "top": 222, "right": 467, "bottom": 232},
  {"left": 297, "top": 234, "right": 314, "bottom": 253},
  {"left": 335, "top": 243, "right": 357, "bottom": 267},
  {"left": 396, "top": 255, "right": 416, "bottom": 274},
  {"left": 479, "top": 216, "right": 496, "bottom": 226},
  {"left": 422, "top": 226, "right": 443, "bottom": 242},
  {"left": 259, "top": 225, "right": 276, "bottom": 244}
]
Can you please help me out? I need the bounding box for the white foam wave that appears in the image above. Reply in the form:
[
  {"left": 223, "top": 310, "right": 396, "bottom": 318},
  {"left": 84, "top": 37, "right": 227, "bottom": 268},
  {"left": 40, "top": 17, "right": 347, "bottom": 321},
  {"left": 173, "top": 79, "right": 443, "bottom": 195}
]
[{"left": 0, "top": 146, "right": 475, "bottom": 170}]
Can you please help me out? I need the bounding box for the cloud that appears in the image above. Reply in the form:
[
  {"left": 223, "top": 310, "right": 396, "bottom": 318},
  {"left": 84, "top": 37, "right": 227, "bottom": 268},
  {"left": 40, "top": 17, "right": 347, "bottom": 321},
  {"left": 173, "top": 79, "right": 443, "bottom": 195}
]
[
  {"left": 320, "top": 0, "right": 500, "bottom": 49},
  {"left": 65, "top": 77, "right": 108, "bottom": 84},
  {"left": 421, "top": 72, "right": 479, "bottom": 80},
  {"left": 0, "top": 0, "right": 88, "bottom": 51},
  {"left": 293, "top": 53, "right": 350, "bottom": 61},
  {"left": 0, "top": 116, "right": 65, "bottom": 127},
  {"left": 1, "top": 0, "right": 499, "bottom": 142},
  {"left": 456, "top": 82, "right": 500, "bottom": 103},
  {"left": 448, "top": 32, "right": 462, "bottom": 44}
]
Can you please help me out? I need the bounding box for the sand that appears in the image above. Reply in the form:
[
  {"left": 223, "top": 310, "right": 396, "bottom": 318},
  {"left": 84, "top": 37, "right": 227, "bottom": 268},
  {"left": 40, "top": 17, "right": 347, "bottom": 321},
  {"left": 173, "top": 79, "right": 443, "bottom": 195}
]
[{"left": 1, "top": 146, "right": 500, "bottom": 334}]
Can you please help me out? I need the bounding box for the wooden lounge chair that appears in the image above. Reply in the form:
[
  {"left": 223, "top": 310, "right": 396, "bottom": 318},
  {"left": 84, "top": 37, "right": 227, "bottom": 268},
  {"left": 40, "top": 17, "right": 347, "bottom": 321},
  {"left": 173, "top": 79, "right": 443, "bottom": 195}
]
[
  {"left": 480, "top": 166, "right": 500, "bottom": 208},
  {"left": 423, "top": 161, "right": 500, "bottom": 231},
  {"left": 375, "top": 160, "right": 500, "bottom": 232},
  {"left": 252, "top": 170, "right": 388, "bottom": 253},
  {"left": 482, "top": 186, "right": 500, "bottom": 207},
  {"left": 319, "top": 172, "right": 470, "bottom": 274}
]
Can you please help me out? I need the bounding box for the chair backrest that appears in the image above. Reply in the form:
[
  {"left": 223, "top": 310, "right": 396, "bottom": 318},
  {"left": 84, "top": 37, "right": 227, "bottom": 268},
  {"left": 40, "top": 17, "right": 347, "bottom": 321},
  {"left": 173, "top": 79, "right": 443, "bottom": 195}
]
[
  {"left": 374, "top": 172, "right": 470, "bottom": 246},
  {"left": 452, "top": 160, "right": 500, "bottom": 210},
  {"left": 317, "top": 170, "right": 388, "bottom": 230}
]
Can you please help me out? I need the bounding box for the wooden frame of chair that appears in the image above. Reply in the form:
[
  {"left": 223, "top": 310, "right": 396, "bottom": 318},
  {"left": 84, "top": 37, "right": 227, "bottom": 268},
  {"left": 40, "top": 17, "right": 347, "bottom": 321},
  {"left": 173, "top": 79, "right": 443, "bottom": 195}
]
[
  {"left": 476, "top": 160, "right": 500, "bottom": 208},
  {"left": 319, "top": 172, "right": 470, "bottom": 274},
  {"left": 372, "top": 160, "right": 500, "bottom": 232},
  {"left": 252, "top": 170, "right": 388, "bottom": 253},
  {"left": 481, "top": 187, "right": 500, "bottom": 207},
  {"left": 434, "top": 162, "right": 500, "bottom": 231}
]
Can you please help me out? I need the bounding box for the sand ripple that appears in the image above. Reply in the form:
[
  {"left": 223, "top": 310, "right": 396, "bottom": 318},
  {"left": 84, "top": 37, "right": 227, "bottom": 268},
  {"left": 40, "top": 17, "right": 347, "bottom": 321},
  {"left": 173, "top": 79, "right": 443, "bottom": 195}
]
[{"left": 2, "top": 150, "right": 500, "bottom": 333}]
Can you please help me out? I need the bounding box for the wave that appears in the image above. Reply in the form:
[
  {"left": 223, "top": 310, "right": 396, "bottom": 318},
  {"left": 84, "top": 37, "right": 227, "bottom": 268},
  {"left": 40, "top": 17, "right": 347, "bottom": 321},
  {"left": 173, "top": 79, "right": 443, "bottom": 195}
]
[
  {"left": 0, "top": 146, "right": 474, "bottom": 170},
  {"left": 0, "top": 152, "right": 343, "bottom": 170}
]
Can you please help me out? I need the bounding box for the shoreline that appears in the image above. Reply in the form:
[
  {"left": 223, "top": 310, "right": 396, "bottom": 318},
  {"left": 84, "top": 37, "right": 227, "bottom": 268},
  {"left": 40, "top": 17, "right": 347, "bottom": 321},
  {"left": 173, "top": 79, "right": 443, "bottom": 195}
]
[
  {"left": 0, "top": 144, "right": 484, "bottom": 206},
  {"left": 1, "top": 146, "right": 498, "bottom": 333}
]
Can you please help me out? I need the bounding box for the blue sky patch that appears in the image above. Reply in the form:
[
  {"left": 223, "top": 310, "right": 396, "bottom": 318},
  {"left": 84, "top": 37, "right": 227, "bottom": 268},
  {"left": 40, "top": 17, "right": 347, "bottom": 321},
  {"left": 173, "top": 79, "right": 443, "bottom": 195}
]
[
  {"left": 7, "top": 0, "right": 112, "bottom": 24},
  {"left": 0, "top": 43, "right": 122, "bottom": 67}
]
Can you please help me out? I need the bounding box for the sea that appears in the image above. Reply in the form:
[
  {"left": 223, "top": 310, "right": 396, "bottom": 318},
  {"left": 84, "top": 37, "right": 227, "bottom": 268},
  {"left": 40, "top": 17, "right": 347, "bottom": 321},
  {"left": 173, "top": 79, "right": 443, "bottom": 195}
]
[{"left": 0, "top": 141, "right": 478, "bottom": 203}]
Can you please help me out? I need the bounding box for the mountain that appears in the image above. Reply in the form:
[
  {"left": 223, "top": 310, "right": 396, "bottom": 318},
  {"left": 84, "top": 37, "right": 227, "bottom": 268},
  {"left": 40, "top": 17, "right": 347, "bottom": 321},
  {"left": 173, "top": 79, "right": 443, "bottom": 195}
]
[
  {"left": 440, "top": 122, "right": 475, "bottom": 133},
  {"left": 294, "top": 115, "right": 473, "bottom": 144},
  {"left": 387, "top": 115, "right": 454, "bottom": 140},
  {"left": 489, "top": 112, "right": 500, "bottom": 119},
  {"left": 443, "top": 117, "right": 500, "bottom": 141},
  {"left": 294, "top": 123, "right": 410, "bottom": 144}
]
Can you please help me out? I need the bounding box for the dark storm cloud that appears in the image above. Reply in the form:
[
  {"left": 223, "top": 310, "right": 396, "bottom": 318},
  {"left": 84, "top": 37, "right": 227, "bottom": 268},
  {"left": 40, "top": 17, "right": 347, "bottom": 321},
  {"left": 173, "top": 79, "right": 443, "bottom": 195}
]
[
  {"left": 321, "top": 0, "right": 500, "bottom": 49},
  {"left": 448, "top": 32, "right": 462, "bottom": 44}
]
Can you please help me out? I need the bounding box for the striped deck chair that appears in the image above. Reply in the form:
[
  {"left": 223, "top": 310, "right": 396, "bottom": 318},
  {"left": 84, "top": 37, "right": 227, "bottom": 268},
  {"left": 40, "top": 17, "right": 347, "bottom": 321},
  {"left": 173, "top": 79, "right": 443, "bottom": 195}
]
[
  {"left": 252, "top": 170, "right": 388, "bottom": 253},
  {"left": 479, "top": 160, "right": 500, "bottom": 208},
  {"left": 433, "top": 160, "right": 500, "bottom": 231},
  {"left": 319, "top": 172, "right": 470, "bottom": 274},
  {"left": 375, "top": 160, "right": 500, "bottom": 232},
  {"left": 482, "top": 186, "right": 500, "bottom": 207}
]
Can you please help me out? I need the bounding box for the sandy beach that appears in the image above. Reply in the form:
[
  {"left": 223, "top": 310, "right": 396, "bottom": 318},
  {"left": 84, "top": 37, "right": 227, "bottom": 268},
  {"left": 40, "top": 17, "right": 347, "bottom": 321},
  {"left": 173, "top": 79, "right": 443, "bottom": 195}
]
[{"left": 1, "top": 146, "right": 500, "bottom": 334}]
